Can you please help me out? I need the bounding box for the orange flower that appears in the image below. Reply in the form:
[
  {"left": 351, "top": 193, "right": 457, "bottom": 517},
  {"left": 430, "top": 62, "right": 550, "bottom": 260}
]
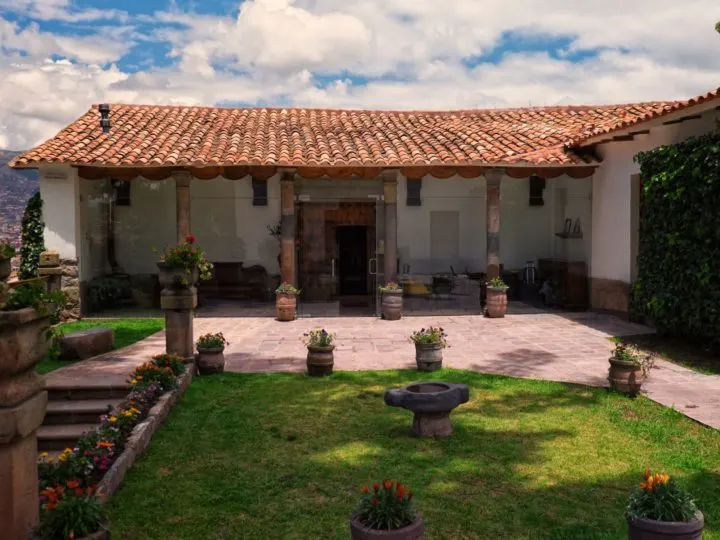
[
  {"left": 383, "top": 479, "right": 393, "bottom": 491},
  {"left": 644, "top": 468, "right": 651, "bottom": 480},
  {"left": 97, "top": 440, "right": 114, "bottom": 449},
  {"left": 396, "top": 484, "right": 406, "bottom": 499},
  {"left": 66, "top": 479, "right": 81, "bottom": 489},
  {"left": 372, "top": 483, "right": 380, "bottom": 493},
  {"left": 361, "top": 485, "right": 369, "bottom": 494}
]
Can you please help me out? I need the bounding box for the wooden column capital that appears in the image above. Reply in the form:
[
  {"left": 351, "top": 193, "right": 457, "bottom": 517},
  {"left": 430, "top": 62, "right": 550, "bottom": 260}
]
[
  {"left": 485, "top": 168, "right": 504, "bottom": 186},
  {"left": 172, "top": 170, "right": 192, "bottom": 188}
]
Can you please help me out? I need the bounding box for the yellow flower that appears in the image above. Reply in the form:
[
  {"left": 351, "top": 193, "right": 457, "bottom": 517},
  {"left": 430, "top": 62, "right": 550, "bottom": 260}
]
[
  {"left": 58, "top": 455, "right": 67, "bottom": 462},
  {"left": 130, "top": 378, "right": 138, "bottom": 384},
  {"left": 40, "top": 452, "right": 48, "bottom": 457},
  {"left": 109, "top": 416, "right": 117, "bottom": 423}
]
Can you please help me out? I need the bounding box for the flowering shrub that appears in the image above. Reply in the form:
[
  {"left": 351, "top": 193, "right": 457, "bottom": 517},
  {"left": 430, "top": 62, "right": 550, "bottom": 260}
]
[
  {"left": 196, "top": 332, "right": 229, "bottom": 350},
  {"left": 354, "top": 480, "right": 416, "bottom": 530},
  {"left": 37, "top": 483, "right": 106, "bottom": 540},
  {"left": 611, "top": 343, "right": 656, "bottom": 376},
  {"left": 159, "top": 234, "right": 213, "bottom": 282},
  {"left": 0, "top": 240, "right": 16, "bottom": 260},
  {"left": 130, "top": 362, "right": 177, "bottom": 391},
  {"left": 152, "top": 353, "right": 186, "bottom": 376},
  {"left": 275, "top": 281, "right": 300, "bottom": 295},
  {"left": 378, "top": 281, "right": 402, "bottom": 293},
  {"left": 626, "top": 469, "right": 698, "bottom": 522},
  {"left": 304, "top": 328, "right": 334, "bottom": 348},
  {"left": 410, "top": 326, "right": 448, "bottom": 346}
]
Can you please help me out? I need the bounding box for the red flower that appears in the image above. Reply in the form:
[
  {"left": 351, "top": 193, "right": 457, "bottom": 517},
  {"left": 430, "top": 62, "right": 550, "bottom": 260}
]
[
  {"left": 361, "top": 485, "right": 369, "bottom": 494},
  {"left": 372, "top": 483, "right": 380, "bottom": 493},
  {"left": 383, "top": 479, "right": 393, "bottom": 491},
  {"left": 186, "top": 234, "right": 196, "bottom": 244}
]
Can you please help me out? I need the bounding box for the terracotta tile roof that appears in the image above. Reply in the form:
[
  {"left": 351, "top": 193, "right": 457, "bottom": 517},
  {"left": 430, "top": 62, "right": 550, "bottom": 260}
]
[{"left": 9, "top": 87, "right": 719, "bottom": 169}]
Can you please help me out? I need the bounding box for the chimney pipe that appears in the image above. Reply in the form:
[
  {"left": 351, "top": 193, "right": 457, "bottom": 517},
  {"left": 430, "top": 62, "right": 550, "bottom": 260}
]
[{"left": 98, "top": 103, "right": 111, "bottom": 134}]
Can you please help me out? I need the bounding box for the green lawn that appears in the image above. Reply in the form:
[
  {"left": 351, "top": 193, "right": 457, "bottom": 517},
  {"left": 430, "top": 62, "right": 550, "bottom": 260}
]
[
  {"left": 108, "top": 370, "right": 720, "bottom": 540},
  {"left": 36, "top": 318, "right": 164, "bottom": 374},
  {"left": 617, "top": 334, "right": 720, "bottom": 375}
]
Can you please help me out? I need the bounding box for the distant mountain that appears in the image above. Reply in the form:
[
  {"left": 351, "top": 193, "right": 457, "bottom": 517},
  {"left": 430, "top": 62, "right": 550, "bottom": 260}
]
[{"left": 0, "top": 150, "right": 39, "bottom": 245}]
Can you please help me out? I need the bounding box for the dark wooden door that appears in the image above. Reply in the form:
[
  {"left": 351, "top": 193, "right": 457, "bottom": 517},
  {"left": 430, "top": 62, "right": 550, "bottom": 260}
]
[{"left": 337, "top": 226, "right": 368, "bottom": 295}]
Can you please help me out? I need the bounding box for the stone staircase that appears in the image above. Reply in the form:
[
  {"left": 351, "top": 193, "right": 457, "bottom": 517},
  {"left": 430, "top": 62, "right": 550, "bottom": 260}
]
[{"left": 38, "top": 383, "right": 130, "bottom": 452}]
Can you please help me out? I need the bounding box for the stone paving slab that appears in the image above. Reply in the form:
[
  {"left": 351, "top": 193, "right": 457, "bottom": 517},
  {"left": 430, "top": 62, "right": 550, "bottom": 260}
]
[{"left": 47, "top": 308, "right": 720, "bottom": 430}]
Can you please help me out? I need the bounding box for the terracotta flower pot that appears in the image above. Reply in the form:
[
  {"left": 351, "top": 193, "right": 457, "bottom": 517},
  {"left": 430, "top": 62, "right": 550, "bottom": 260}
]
[
  {"left": 627, "top": 511, "right": 704, "bottom": 540},
  {"left": 349, "top": 514, "right": 424, "bottom": 540},
  {"left": 485, "top": 286, "right": 508, "bottom": 318},
  {"left": 276, "top": 292, "right": 297, "bottom": 321},
  {"left": 381, "top": 291, "right": 403, "bottom": 321},
  {"left": 197, "top": 346, "right": 225, "bottom": 374},
  {"left": 608, "top": 358, "right": 645, "bottom": 396},
  {"left": 157, "top": 262, "right": 198, "bottom": 290},
  {"left": 0, "top": 258, "right": 11, "bottom": 281},
  {"left": 414, "top": 342, "right": 443, "bottom": 372},
  {"left": 307, "top": 345, "right": 334, "bottom": 377}
]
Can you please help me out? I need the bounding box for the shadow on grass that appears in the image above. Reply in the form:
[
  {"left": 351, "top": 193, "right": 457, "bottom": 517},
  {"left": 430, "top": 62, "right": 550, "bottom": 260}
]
[{"left": 107, "top": 370, "right": 720, "bottom": 540}]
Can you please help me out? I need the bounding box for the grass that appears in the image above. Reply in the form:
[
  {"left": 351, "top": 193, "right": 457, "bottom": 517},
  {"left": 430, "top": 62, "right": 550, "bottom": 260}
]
[
  {"left": 36, "top": 318, "right": 164, "bottom": 374},
  {"left": 107, "top": 369, "right": 720, "bottom": 540},
  {"left": 617, "top": 334, "right": 720, "bottom": 375}
]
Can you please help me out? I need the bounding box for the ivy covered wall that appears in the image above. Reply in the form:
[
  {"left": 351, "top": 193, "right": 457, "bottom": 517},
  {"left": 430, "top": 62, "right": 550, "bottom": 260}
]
[{"left": 632, "top": 129, "right": 720, "bottom": 344}]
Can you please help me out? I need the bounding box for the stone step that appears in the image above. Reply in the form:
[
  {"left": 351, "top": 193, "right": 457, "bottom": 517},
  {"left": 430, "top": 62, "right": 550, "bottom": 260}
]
[
  {"left": 37, "top": 423, "right": 99, "bottom": 451},
  {"left": 44, "top": 398, "right": 123, "bottom": 425},
  {"left": 47, "top": 384, "right": 131, "bottom": 402}
]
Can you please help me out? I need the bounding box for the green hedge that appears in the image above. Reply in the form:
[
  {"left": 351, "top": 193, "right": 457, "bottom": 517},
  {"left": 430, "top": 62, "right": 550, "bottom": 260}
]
[{"left": 632, "top": 129, "right": 720, "bottom": 344}]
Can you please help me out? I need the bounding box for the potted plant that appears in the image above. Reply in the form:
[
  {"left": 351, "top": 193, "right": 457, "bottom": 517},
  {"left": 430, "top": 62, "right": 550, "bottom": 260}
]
[
  {"left": 157, "top": 234, "right": 213, "bottom": 289},
  {"left": 36, "top": 485, "right": 109, "bottom": 540},
  {"left": 195, "top": 333, "right": 229, "bottom": 374},
  {"left": 626, "top": 469, "right": 704, "bottom": 539},
  {"left": 485, "top": 276, "right": 509, "bottom": 318},
  {"left": 304, "top": 328, "right": 335, "bottom": 376},
  {"left": 608, "top": 343, "right": 655, "bottom": 396},
  {"left": 379, "top": 281, "right": 404, "bottom": 320},
  {"left": 275, "top": 281, "right": 300, "bottom": 321},
  {"left": 0, "top": 241, "right": 16, "bottom": 281},
  {"left": 350, "top": 480, "right": 424, "bottom": 539},
  {"left": 409, "top": 327, "right": 447, "bottom": 372}
]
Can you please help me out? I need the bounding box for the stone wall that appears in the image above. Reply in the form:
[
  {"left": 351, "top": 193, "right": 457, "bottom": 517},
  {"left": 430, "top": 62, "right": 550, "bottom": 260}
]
[{"left": 60, "top": 258, "right": 80, "bottom": 319}]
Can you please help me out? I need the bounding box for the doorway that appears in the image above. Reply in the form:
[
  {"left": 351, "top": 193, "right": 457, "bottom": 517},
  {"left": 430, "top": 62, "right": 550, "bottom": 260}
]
[{"left": 337, "top": 226, "right": 368, "bottom": 296}]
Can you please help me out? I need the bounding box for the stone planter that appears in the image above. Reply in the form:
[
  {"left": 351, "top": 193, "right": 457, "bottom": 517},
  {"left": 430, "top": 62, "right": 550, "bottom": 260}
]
[
  {"left": 608, "top": 358, "right": 645, "bottom": 396},
  {"left": 414, "top": 342, "right": 443, "bottom": 372},
  {"left": 307, "top": 345, "right": 334, "bottom": 377},
  {"left": 197, "top": 346, "right": 225, "bottom": 374},
  {"left": 0, "top": 258, "right": 11, "bottom": 281},
  {"left": 349, "top": 514, "right": 424, "bottom": 540},
  {"left": 485, "top": 286, "right": 508, "bottom": 318},
  {"left": 0, "top": 307, "right": 51, "bottom": 377},
  {"left": 276, "top": 292, "right": 297, "bottom": 321},
  {"left": 157, "top": 261, "right": 198, "bottom": 290},
  {"left": 628, "top": 511, "right": 704, "bottom": 540},
  {"left": 381, "top": 291, "right": 403, "bottom": 320},
  {"left": 385, "top": 382, "right": 469, "bottom": 438}
]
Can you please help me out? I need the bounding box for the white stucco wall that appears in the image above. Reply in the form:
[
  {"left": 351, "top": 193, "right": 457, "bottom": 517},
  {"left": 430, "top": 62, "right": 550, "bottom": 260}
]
[
  {"left": 40, "top": 166, "right": 81, "bottom": 262},
  {"left": 111, "top": 174, "right": 281, "bottom": 275},
  {"left": 396, "top": 173, "right": 592, "bottom": 275},
  {"left": 591, "top": 109, "right": 719, "bottom": 284}
]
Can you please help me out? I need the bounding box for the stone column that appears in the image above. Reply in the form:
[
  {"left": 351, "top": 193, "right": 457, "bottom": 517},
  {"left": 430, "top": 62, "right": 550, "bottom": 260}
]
[
  {"left": 0, "top": 272, "right": 49, "bottom": 539},
  {"left": 38, "top": 251, "right": 62, "bottom": 292},
  {"left": 485, "top": 169, "right": 504, "bottom": 279},
  {"left": 160, "top": 284, "right": 196, "bottom": 362},
  {"left": 174, "top": 171, "right": 192, "bottom": 244},
  {"left": 383, "top": 171, "right": 398, "bottom": 283},
  {"left": 280, "top": 172, "right": 296, "bottom": 285}
]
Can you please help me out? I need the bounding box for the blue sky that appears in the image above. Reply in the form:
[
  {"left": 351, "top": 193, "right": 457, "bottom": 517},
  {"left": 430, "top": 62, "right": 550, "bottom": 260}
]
[{"left": 0, "top": 0, "right": 718, "bottom": 149}]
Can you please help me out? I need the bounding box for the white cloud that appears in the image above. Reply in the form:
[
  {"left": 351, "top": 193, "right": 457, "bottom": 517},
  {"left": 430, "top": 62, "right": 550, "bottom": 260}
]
[
  {"left": 0, "top": 0, "right": 127, "bottom": 22},
  {"left": 0, "top": 0, "right": 719, "bottom": 150}
]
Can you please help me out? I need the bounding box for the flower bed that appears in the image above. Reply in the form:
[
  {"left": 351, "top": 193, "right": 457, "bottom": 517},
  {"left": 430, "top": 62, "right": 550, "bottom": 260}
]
[{"left": 36, "top": 353, "right": 193, "bottom": 537}]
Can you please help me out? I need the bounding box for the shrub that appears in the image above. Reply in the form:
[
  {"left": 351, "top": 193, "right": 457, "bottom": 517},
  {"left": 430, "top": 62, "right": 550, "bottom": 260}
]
[
  {"left": 2, "top": 281, "right": 67, "bottom": 314},
  {"left": 196, "top": 332, "right": 229, "bottom": 350},
  {"left": 159, "top": 234, "right": 213, "bottom": 282},
  {"left": 0, "top": 240, "right": 16, "bottom": 260},
  {"left": 632, "top": 131, "right": 720, "bottom": 345},
  {"left": 303, "top": 328, "right": 334, "bottom": 348},
  {"left": 86, "top": 275, "right": 132, "bottom": 311},
  {"left": 37, "top": 485, "right": 107, "bottom": 540},
  {"left": 487, "top": 277, "right": 508, "bottom": 290},
  {"left": 626, "top": 469, "right": 698, "bottom": 522},
  {"left": 130, "top": 361, "right": 177, "bottom": 391},
  {"left": 410, "top": 326, "right": 447, "bottom": 346},
  {"left": 275, "top": 281, "right": 300, "bottom": 295},
  {"left": 354, "top": 480, "right": 416, "bottom": 530},
  {"left": 19, "top": 192, "right": 45, "bottom": 279}
]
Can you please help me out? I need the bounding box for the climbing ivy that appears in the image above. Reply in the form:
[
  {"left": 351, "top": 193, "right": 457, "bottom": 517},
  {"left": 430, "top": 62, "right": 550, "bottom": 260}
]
[
  {"left": 19, "top": 192, "right": 46, "bottom": 279},
  {"left": 631, "top": 129, "right": 720, "bottom": 345}
]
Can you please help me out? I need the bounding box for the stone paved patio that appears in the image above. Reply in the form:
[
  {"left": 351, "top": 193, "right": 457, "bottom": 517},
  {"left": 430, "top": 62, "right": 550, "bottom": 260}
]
[{"left": 47, "top": 305, "right": 720, "bottom": 429}]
